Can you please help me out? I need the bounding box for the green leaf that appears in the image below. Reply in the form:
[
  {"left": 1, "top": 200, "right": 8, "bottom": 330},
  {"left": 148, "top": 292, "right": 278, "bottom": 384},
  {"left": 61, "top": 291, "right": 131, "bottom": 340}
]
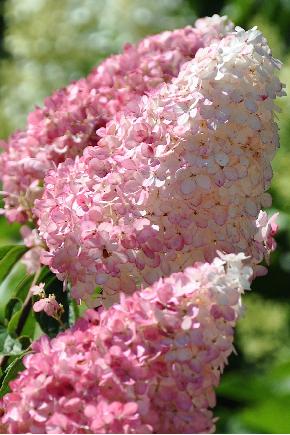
[
  {"left": 0, "top": 324, "right": 8, "bottom": 350},
  {"left": 36, "top": 266, "right": 51, "bottom": 284},
  {"left": 22, "top": 310, "right": 42, "bottom": 340},
  {"left": 5, "top": 297, "right": 22, "bottom": 322},
  {"left": 0, "top": 245, "right": 28, "bottom": 283},
  {"left": 14, "top": 273, "right": 34, "bottom": 302},
  {"left": 18, "top": 336, "right": 31, "bottom": 350},
  {"left": 2, "top": 335, "right": 22, "bottom": 355},
  {"left": 0, "top": 354, "right": 26, "bottom": 397},
  {"left": 0, "top": 245, "right": 16, "bottom": 261},
  {"left": 3, "top": 275, "right": 39, "bottom": 338},
  {"left": 0, "top": 262, "right": 27, "bottom": 322},
  {"left": 7, "top": 309, "right": 22, "bottom": 336},
  {"left": 1, "top": 333, "right": 31, "bottom": 356},
  {"left": 6, "top": 302, "right": 42, "bottom": 342},
  {"left": 5, "top": 274, "right": 37, "bottom": 337}
]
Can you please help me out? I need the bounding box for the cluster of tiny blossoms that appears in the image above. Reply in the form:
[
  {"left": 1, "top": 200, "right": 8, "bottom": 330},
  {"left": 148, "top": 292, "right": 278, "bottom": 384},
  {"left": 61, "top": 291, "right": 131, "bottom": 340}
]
[
  {"left": 35, "top": 26, "right": 283, "bottom": 306},
  {"left": 31, "top": 283, "right": 64, "bottom": 320},
  {"left": 0, "top": 15, "right": 232, "bottom": 223},
  {"left": 1, "top": 253, "right": 252, "bottom": 434}
]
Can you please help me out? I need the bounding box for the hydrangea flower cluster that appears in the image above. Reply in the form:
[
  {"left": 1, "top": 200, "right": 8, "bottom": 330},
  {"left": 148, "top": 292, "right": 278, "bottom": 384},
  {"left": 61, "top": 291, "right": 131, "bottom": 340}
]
[
  {"left": 35, "top": 26, "right": 283, "bottom": 306},
  {"left": 0, "top": 15, "right": 232, "bottom": 223},
  {"left": 32, "top": 283, "right": 64, "bottom": 320},
  {"left": 0, "top": 253, "right": 252, "bottom": 434},
  {"left": 0, "top": 15, "right": 284, "bottom": 435}
]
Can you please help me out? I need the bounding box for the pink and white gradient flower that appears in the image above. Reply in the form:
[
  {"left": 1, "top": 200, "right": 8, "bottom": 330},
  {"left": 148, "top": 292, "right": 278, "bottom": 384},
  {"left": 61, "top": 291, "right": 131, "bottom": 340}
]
[
  {"left": 255, "top": 210, "right": 279, "bottom": 254},
  {"left": 0, "top": 253, "right": 252, "bottom": 434},
  {"left": 32, "top": 294, "right": 62, "bottom": 320},
  {"left": 0, "top": 15, "right": 232, "bottom": 223},
  {"left": 30, "top": 282, "right": 45, "bottom": 297},
  {"left": 35, "top": 26, "right": 284, "bottom": 306}
]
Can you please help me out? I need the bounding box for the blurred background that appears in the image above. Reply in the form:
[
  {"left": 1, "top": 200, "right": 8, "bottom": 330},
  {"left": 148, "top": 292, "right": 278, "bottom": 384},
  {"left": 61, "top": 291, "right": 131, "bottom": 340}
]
[{"left": 0, "top": 0, "right": 289, "bottom": 432}]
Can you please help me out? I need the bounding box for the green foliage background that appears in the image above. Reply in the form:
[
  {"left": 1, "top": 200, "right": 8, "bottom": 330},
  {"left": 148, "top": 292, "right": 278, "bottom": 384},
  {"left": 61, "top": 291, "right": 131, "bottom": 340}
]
[{"left": 0, "top": 0, "right": 290, "bottom": 432}]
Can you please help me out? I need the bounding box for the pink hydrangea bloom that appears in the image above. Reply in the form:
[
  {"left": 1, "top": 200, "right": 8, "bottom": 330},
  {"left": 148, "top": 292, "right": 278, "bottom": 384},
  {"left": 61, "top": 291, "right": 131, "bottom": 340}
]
[
  {"left": 0, "top": 15, "right": 232, "bottom": 223},
  {"left": 35, "top": 26, "right": 284, "bottom": 306},
  {"left": 20, "top": 226, "right": 44, "bottom": 274},
  {"left": 255, "top": 210, "right": 279, "bottom": 253},
  {"left": 1, "top": 253, "right": 252, "bottom": 434},
  {"left": 253, "top": 210, "right": 279, "bottom": 275},
  {"left": 30, "top": 282, "right": 45, "bottom": 296},
  {"left": 33, "top": 294, "right": 61, "bottom": 318}
]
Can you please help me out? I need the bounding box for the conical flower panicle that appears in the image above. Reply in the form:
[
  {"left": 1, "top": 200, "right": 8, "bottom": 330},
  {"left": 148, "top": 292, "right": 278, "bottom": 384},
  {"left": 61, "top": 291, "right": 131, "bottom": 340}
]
[
  {"left": 1, "top": 253, "right": 251, "bottom": 434},
  {"left": 0, "top": 16, "right": 232, "bottom": 223},
  {"left": 35, "top": 26, "right": 284, "bottom": 306}
]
